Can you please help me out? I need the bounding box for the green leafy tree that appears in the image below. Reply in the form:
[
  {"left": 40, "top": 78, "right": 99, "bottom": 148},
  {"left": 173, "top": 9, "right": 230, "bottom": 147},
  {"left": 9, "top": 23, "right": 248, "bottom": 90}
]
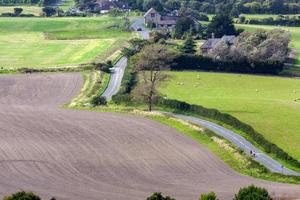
[
  {"left": 199, "top": 192, "right": 218, "bottom": 200},
  {"left": 233, "top": 185, "right": 272, "bottom": 200},
  {"left": 207, "top": 13, "right": 237, "bottom": 38},
  {"left": 147, "top": 192, "right": 176, "bottom": 200},
  {"left": 180, "top": 34, "right": 196, "bottom": 54},
  {"left": 174, "top": 17, "right": 195, "bottom": 39},
  {"left": 134, "top": 44, "right": 176, "bottom": 111},
  {"left": 42, "top": 6, "right": 57, "bottom": 17},
  {"left": 4, "top": 191, "right": 41, "bottom": 200},
  {"left": 14, "top": 7, "right": 23, "bottom": 16}
]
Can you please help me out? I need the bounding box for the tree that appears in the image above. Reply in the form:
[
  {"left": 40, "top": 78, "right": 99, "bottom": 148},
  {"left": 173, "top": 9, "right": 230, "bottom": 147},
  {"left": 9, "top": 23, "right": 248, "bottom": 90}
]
[
  {"left": 233, "top": 185, "right": 272, "bottom": 200},
  {"left": 42, "top": 6, "right": 57, "bottom": 17},
  {"left": 174, "top": 17, "right": 195, "bottom": 39},
  {"left": 180, "top": 34, "right": 196, "bottom": 54},
  {"left": 199, "top": 192, "right": 218, "bottom": 200},
  {"left": 147, "top": 192, "right": 176, "bottom": 200},
  {"left": 134, "top": 44, "right": 176, "bottom": 111},
  {"left": 14, "top": 7, "right": 23, "bottom": 16},
  {"left": 4, "top": 191, "right": 41, "bottom": 200},
  {"left": 207, "top": 13, "right": 237, "bottom": 38}
]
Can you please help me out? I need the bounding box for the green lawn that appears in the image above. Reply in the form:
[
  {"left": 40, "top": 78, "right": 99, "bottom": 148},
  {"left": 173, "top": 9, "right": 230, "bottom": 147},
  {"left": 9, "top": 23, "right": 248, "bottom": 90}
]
[
  {"left": 159, "top": 71, "right": 300, "bottom": 161},
  {"left": 0, "top": 6, "right": 42, "bottom": 16},
  {"left": 0, "top": 17, "right": 131, "bottom": 69}
]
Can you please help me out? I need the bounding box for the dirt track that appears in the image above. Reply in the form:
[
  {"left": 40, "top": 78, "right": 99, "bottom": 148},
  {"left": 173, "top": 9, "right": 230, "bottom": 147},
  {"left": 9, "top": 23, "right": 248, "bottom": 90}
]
[{"left": 0, "top": 73, "right": 299, "bottom": 200}]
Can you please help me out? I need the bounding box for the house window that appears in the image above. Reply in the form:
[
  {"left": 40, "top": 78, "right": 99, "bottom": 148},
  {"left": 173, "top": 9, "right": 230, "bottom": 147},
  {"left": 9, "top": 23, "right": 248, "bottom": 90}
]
[{"left": 151, "top": 13, "right": 155, "bottom": 17}]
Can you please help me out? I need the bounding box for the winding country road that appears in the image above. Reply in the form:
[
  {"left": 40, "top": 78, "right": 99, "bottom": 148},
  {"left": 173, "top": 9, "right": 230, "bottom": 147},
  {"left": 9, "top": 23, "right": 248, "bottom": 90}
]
[
  {"left": 0, "top": 72, "right": 300, "bottom": 200},
  {"left": 103, "top": 54, "right": 300, "bottom": 176}
]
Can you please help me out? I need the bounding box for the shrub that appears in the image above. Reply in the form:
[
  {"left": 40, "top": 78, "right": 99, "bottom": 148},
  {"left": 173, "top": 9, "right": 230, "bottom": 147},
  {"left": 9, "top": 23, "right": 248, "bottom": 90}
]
[
  {"left": 199, "top": 192, "right": 218, "bottom": 200},
  {"left": 42, "top": 7, "right": 57, "bottom": 17},
  {"left": 4, "top": 191, "right": 41, "bottom": 200},
  {"left": 233, "top": 185, "right": 271, "bottom": 200},
  {"left": 146, "top": 192, "right": 176, "bottom": 200},
  {"left": 112, "top": 93, "right": 132, "bottom": 104},
  {"left": 91, "top": 96, "right": 107, "bottom": 106}
]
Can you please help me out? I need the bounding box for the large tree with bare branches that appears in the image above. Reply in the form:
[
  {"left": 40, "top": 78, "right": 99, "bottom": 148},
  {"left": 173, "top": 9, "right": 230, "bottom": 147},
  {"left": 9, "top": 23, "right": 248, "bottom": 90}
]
[{"left": 134, "top": 44, "right": 176, "bottom": 111}]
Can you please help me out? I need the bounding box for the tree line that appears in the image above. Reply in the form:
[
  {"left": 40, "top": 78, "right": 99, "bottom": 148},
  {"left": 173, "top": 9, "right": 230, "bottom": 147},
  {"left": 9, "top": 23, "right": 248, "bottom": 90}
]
[
  {"left": 2, "top": 185, "right": 280, "bottom": 200},
  {"left": 0, "top": 0, "right": 59, "bottom": 6},
  {"left": 121, "top": 0, "right": 300, "bottom": 15}
]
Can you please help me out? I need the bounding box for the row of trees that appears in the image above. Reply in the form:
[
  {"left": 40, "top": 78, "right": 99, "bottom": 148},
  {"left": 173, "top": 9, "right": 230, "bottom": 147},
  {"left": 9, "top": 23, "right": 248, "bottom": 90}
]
[
  {"left": 239, "top": 15, "right": 300, "bottom": 26},
  {"left": 2, "top": 185, "right": 275, "bottom": 200},
  {"left": 0, "top": 0, "right": 58, "bottom": 6},
  {"left": 147, "top": 185, "right": 272, "bottom": 200},
  {"left": 121, "top": 0, "right": 300, "bottom": 15}
]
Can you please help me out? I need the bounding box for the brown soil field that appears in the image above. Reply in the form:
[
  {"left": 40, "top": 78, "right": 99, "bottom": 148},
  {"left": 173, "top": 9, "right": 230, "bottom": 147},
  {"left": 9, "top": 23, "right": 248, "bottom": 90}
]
[{"left": 0, "top": 73, "right": 299, "bottom": 200}]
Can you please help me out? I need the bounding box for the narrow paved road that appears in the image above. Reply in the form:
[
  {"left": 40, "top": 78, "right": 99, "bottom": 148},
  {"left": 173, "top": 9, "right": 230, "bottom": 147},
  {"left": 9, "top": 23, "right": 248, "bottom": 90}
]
[
  {"left": 103, "top": 56, "right": 300, "bottom": 176},
  {"left": 131, "top": 18, "right": 150, "bottom": 39},
  {"left": 166, "top": 113, "right": 300, "bottom": 176},
  {"left": 101, "top": 57, "right": 127, "bottom": 100}
]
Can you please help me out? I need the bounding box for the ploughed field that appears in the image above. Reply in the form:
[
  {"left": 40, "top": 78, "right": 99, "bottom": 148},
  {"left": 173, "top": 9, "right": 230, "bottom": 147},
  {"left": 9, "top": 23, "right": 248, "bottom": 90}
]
[
  {"left": 0, "top": 73, "right": 300, "bottom": 199},
  {"left": 0, "top": 16, "right": 131, "bottom": 69},
  {"left": 159, "top": 71, "right": 300, "bottom": 162}
]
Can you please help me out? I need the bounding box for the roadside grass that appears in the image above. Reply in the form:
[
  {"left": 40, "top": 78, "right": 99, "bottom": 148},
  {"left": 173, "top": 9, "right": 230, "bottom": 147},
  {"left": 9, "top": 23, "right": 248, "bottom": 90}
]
[
  {"left": 67, "top": 70, "right": 110, "bottom": 107},
  {"left": 0, "top": 6, "right": 42, "bottom": 16},
  {"left": 159, "top": 71, "right": 300, "bottom": 162},
  {"left": 0, "top": 17, "right": 132, "bottom": 69}
]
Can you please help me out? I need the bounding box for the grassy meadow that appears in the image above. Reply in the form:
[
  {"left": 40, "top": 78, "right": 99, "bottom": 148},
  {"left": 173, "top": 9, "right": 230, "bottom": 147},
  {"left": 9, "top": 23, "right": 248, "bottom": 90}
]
[
  {"left": 0, "top": 17, "right": 131, "bottom": 69},
  {"left": 0, "top": 6, "right": 42, "bottom": 16},
  {"left": 159, "top": 71, "right": 300, "bottom": 161}
]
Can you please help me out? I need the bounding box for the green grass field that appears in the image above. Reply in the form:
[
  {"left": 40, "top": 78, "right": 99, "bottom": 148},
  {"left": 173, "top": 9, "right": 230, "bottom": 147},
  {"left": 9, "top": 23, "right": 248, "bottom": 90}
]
[
  {"left": 0, "top": 6, "right": 42, "bottom": 16},
  {"left": 159, "top": 71, "right": 300, "bottom": 161},
  {"left": 0, "top": 17, "right": 131, "bottom": 69}
]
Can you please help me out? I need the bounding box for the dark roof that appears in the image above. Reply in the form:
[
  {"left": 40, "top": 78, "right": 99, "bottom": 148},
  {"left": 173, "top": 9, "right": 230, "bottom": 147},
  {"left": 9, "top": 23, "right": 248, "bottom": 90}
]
[
  {"left": 161, "top": 15, "right": 178, "bottom": 21},
  {"left": 158, "top": 20, "right": 176, "bottom": 25},
  {"left": 96, "top": 0, "right": 129, "bottom": 10},
  {"left": 201, "top": 38, "right": 221, "bottom": 49},
  {"left": 201, "top": 35, "right": 236, "bottom": 49}
]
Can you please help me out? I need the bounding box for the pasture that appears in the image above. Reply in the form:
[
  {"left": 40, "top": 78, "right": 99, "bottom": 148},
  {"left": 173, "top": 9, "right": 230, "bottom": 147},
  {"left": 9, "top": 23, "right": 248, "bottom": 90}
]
[
  {"left": 0, "top": 17, "right": 131, "bottom": 69},
  {"left": 0, "top": 6, "right": 42, "bottom": 16},
  {"left": 159, "top": 71, "right": 300, "bottom": 161}
]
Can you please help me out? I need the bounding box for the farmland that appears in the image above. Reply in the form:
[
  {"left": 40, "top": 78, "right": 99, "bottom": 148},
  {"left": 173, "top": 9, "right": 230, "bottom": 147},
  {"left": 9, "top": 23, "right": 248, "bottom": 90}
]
[
  {"left": 0, "top": 6, "right": 42, "bottom": 16},
  {"left": 159, "top": 71, "right": 300, "bottom": 161},
  {"left": 0, "top": 17, "right": 131, "bottom": 69}
]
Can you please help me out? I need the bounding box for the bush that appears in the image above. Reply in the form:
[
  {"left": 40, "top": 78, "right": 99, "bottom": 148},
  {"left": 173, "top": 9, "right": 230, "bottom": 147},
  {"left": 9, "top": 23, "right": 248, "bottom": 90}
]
[
  {"left": 198, "top": 14, "right": 209, "bottom": 21},
  {"left": 42, "top": 7, "right": 57, "bottom": 17},
  {"left": 233, "top": 185, "right": 271, "bottom": 200},
  {"left": 4, "top": 191, "right": 41, "bottom": 200},
  {"left": 147, "top": 192, "right": 176, "bottom": 200},
  {"left": 199, "top": 192, "right": 218, "bottom": 200},
  {"left": 112, "top": 93, "right": 133, "bottom": 104},
  {"left": 94, "top": 61, "right": 113, "bottom": 73},
  {"left": 156, "top": 97, "right": 300, "bottom": 169},
  {"left": 91, "top": 96, "right": 107, "bottom": 106}
]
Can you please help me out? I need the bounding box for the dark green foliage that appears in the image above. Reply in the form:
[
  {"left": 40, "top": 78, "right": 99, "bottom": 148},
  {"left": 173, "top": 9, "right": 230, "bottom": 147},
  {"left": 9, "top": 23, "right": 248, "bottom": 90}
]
[
  {"left": 91, "top": 96, "right": 107, "bottom": 106},
  {"left": 150, "top": 30, "right": 170, "bottom": 43},
  {"left": 207, "top": 13, "right": 238, "bottom": 38},
  {"left": 174, "top": 17, "right": 195, "bottom": 39},
  {"left": 199, "top": 192, "right": 218, "bottom": 200},
  {"left": 94, "top": 61, "right": 113, "bottom": 73},
  {"left": 233, "top": 185, "right": 271, "bottom": 200},
  {"left": 240, "top": 15, "right": 300, "bottom": 26},
  {"left": 156, "top": 97, "right": 300, "bottom": 169},
  {"left": 198, "top": 14, "right": 209, "bottom": 22},
  {"left": 14, "top": 7, "right": 23, "bottom": 16},
  {"left": 42, "top": 7, "right": 57, "bottom": 17},
  {"left": 180, "top": 35, "right": 196, "bottom": 54},
  {"left": 4, "top": 191, "right": 41, "bottom": 200},
  {"left": 146, "top": 192, "right": 176, "bottom": 200},
  {"left": 173, "top": 54, "right": 283, "bottom": 74}
]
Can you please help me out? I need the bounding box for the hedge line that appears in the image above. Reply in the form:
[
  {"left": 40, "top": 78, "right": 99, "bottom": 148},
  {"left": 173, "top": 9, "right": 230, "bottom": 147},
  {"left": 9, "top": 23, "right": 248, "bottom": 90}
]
[
  {"left": 156, "top": 97, "right": 300, "bottom": 169},
  {"left": 173, "top": 54, "right": 284, "bottom": 75}
]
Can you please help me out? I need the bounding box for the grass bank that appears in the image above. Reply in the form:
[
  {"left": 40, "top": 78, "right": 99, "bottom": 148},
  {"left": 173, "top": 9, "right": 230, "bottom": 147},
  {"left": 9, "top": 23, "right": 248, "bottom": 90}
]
[{"left": 159, "top": 71, "right": 300, "bottom": 163}]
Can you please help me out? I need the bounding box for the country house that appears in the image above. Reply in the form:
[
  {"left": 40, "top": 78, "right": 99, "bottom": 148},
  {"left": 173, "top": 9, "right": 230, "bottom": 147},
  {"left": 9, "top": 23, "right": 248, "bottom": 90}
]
[
  {"left": 144, "top": 8, "right": 178, "bottom": 30},
  {"left": 200, "top": 34, "right": 236, "bottom": 55}
]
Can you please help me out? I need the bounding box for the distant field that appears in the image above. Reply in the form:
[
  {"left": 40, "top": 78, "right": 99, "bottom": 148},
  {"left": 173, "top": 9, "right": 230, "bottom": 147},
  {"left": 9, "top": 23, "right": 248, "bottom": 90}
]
[
  {"left": 235, "top": 23, "right": 300, "bottom": 64},
  {"left": 159, "top": 71, "right": 300, "bottom": 161},
  {"left": 241, "top": 14, "right": 300, "bottom": 19},
  {"left": 0, "top": 6, "right": 41, "bottom": 16},
  {"left": 0, "top": 17, "right": 131, "bottom": 69}
]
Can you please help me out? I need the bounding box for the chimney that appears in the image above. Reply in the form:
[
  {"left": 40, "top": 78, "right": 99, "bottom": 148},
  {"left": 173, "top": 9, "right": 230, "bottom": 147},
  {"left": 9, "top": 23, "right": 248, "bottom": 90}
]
[{"left": 212, "top": 33, "right": 215, "bottom": 39}]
